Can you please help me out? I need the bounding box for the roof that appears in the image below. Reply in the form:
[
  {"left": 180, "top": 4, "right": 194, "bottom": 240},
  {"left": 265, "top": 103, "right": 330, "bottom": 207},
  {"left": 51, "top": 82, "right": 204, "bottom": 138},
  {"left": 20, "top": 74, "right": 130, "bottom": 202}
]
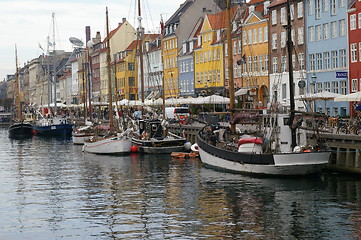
[
  {"left": 206, "top": 5, "right": 238, "bottom": 30},
  {"left": 103, "top": 23, "right": 123, "bottom": 42},
  {"left": 268, "top": 0, "right": 287, "bottom": 8},
  {"left": 165, "top": 0, "right": 194, "bottom": 26},
  {"left": 248, "top": 0, "right": 267, "bottom": 5}
]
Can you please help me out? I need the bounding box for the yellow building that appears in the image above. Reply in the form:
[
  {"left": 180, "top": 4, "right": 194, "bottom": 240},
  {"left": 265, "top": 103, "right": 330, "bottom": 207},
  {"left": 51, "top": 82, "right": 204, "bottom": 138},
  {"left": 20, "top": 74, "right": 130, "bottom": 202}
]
[
  {"left": 241, "top": 1, "right": 270, "bottom": 107},
  {"left": 114, "top": 40, "right": 139, "bottom": 101},
  {"left": 162, "top": 35, "right": 179, "bottom": 98},
  {"left": 194, "top": 9, "right": 236, "bottom": 96}
]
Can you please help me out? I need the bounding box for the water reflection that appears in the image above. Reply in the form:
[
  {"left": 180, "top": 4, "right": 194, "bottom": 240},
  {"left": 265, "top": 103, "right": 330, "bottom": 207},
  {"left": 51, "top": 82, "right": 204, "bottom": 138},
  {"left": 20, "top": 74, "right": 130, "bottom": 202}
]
[{"left": 1, "top": 127, "right": 361, "bottom": 239}]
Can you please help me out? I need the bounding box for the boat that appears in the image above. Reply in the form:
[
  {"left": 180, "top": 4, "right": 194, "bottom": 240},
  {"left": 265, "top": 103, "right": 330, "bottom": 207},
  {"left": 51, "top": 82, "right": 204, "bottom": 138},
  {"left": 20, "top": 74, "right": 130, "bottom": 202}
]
[
  {"left": 83, "top": 7, "right": 132, "bottom": 155},
  {"left": 32, "top": 13, "right": 73, "bottom": 137},
  {"left": 72, "top": 124, "right": 94, "bottom": 145},
  {"left": 132, "top": 119, "right": 188, "bottom": 154},
  {"left": 33, "top": 115, "right": 73, "bottom": 137},
  {"left": 8, "top": 45, "right": 33, "bottom": 139},
  {"left": 196, "top": 0, "right": 331, "bottom": 176},
  {"left": 130, "top": 2, "right": 188, "bottom": 153}
]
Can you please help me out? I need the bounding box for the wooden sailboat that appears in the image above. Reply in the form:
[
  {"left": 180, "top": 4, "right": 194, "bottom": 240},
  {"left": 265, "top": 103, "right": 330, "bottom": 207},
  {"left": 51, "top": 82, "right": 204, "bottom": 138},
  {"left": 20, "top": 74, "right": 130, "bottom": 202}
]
[
  {"left": 130, "top": 0, "right": 188, "bottom": 154},
  {"left": 8, "top": 45, "right": 33, "bottom": 139},
  {"left": 83, "top": 7, "right": 132, "bottom": 154},
  {"left": 33, "top": 13, "right": 73, "bottom": 137},
  {"left": 196, "top": 0, "right": 331, "bottom": 176}
]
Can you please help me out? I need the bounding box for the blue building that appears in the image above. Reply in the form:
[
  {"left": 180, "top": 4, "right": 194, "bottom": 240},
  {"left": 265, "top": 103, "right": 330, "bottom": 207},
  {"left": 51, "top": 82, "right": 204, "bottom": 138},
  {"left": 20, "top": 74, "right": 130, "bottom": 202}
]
[
  {"left": 178, "top": 39, "right": 196, "bottom": 97},
  {"left": 305, "top": 0, "right": 349, "bottom": 116}
]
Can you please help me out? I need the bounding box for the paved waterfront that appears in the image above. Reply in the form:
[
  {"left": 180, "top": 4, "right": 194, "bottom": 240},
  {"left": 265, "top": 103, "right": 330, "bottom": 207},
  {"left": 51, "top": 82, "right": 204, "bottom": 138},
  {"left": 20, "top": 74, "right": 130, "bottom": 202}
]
[{"left": 0, "top": 127, "right": 361, "bottom": 239}]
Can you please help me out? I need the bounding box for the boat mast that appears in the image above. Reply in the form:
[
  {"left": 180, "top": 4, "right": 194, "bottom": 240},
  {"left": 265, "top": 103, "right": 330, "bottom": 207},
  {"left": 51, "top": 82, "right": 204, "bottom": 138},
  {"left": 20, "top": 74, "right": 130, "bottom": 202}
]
[
  {"left": 138, "top": 0, "right": 145, "bottom": 103},
  {"left": 105, "top": 7, "right": 114, "bottom": 129},
  {"left": 14, "top": 45, "right": 22, "bottom": 121},
  {"left": 286, "top": 0, "right": 296, "bottom": 148},
  {"left": 52, "top": 12, "right": 57, "bottom": 116},
  {"left": 226, "top": 0, "right": 236, "bottom": 132}
]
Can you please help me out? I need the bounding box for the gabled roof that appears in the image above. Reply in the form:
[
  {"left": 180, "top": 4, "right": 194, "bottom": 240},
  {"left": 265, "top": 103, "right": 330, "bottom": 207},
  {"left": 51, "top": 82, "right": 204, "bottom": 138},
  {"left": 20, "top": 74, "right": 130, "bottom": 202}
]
[
  {"left": 103, "top": 23, "right": 124, "bottom": 42},
  {"left": 125, "top": 40, "right": 140, "bottom": 51},
  {"left": 206, "top": 5, "right": 238, "bottom": 30},
  {"left": 248, "top": 0, "right": 267, "bottom": 5},
  {"left": 165, "top": 0, "right": 194, "bottom": 26},
  {"left": 268, "top": 0, "right": 287, "bottom": 9}
]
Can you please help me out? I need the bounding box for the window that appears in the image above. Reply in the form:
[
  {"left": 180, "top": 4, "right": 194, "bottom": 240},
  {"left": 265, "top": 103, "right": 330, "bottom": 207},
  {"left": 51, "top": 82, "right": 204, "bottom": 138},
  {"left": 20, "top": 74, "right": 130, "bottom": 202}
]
[
  {"left": 350, "top": 14, "right": 357, "bottom": 30},
  {"left": 325, "top": 82, "right": 331, "bottom": 92},
  {"left": 324, "top": 52, "right": 330, "bottom": 69},
  {"left": 339, "top": 19, "right": 346, "bottom": 36},
  {"left": 331, "top": 21, "right": 337, "bottom": 38},
  {"left": 315, "top": 0, "right": 321, "bottom": 19},
  {"left": 254, "top": 56, "right": 258, "bottom": 72},
  {"left": 281, "top": 55, "right": 287, "bottom": 72},
  {"left": 308, "top": 0, "right": 313, "bottom": 15},
  {"left": 316, "top": 25, "right": 322, "bottom": 41},
  {"left": 331, "top": 0, "right": 336, "bottom": 15},
  {"left": 340, "top": 49, "right": 346, "bottom": 67},
  {"left": 265, "top": 54, "right": 269, "bottom": 71},
  {"left": 317, "top": 82, "right": 323, "bottom": 92},
  {"left": 308, "top": 26, "right": 315, "bottom": 42},
  {"left": 233, "top": 41, "right": 237, "bottom": 55},
  {"left": 340, "top": 81, "right": 347, "bottom": 95},
  {"left": 253, "top": 29, "right": 258, "bottom": 44},
  {"left": 297, "top": 2, "right": 303, "bottom": 18},
  {"left": 332, "top": 81, "right": 339, "bottom": 93},
  {"left": 258, "top": 28, "right": 263, "bottom": 43},
  {"left": 272, "top": 57, "right": 278, "bottom": 73},
  {"left": 352, "top": 79, "right": 358, "bottom": 92},
  {"left": 129, "top": 77, "right": 135, "bottom": 86},
  {"left": 238, "top": 40, "right": 242, "bottom": 54},
  {"left": 298, "top": 27, "right": 304, "bottom": 44},
  {"left": 282, "top": 83, "right": 287, "bottom": 99},
  {"left": 340, "top": 0, "right": 345, "bottom": 7},
  {"left": 298, "top": 53, "right": 305, "bottom": 70},
  {"left": 351, "top": 43, "right": 357, "bottom": 62},
  {"left": 281, "top": 31, "right": 286, "bottom": 48},
  {"left": 323, "top": 23, "right": 329, "bottom": 39},
  {"left": 323, "top": 0, "right": 329, "bottom": 11},
  {"left": 248, "top": 56, "right": 253, "bottom": 72},
  {"left": 272, "top": 33, "right": 278, "bottom": 49},
  {"left": 272, "top": 10, "right": 277, "bottom": 25},
  {"left": 331, "top": 50, "right": 338, "bottom": 68},
  {"left": 128, "top": 62, "right": 135, "bottom": 70},
  {"left": 243, "top": 31, "right": 247, "bottom": 45},
  {"left": 359, "top": 43, "right": 361, "bottom": 61},
  {"left": 248, "top": 29, "right": 252, "bottom": 44},
  {"left": 264, "top": 26, "right": 268, "bottom": 42},
  {"left": 359, "top": 13, "right": 361, "bottom": 29},
  {"left": 259, "top": 55, "right": 263, "bottom": 71},
  {"left": 281, "top": 7, "right": 286, "bottom": 25},
  {"left": 316, "top": 53, "right": 322, "bottom": 70},
  {"left": 290, "top": 4, "right": 295, "bottom": 20},
  {"left": 309, "top": 54, "right": 315, "bottom": 71}
]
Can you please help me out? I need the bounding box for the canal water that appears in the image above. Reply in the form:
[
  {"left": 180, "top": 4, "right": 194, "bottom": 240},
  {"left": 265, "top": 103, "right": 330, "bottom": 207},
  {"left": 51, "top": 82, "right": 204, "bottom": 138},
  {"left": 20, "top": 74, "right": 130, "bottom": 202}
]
[{"left": 0, "top": 127, "right": 361, "bottom": 239}]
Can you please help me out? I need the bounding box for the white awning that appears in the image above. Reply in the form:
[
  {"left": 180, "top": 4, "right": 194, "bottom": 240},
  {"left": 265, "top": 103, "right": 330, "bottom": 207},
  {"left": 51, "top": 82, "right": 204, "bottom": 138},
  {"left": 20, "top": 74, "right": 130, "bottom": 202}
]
[{"left": 235, "top": 88, "right": 248, "bottom": 96}]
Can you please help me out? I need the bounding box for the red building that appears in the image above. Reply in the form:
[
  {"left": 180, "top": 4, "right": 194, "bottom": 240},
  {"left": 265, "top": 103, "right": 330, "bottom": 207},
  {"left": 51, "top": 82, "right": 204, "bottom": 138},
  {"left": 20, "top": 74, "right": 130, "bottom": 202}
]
[{"left": 348, "top": 0, "right": 361, "bottom": 117}]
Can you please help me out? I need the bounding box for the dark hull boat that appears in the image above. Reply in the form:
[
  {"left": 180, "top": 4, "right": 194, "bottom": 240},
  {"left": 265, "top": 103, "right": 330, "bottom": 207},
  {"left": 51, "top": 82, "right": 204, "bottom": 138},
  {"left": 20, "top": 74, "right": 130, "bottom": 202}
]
[
  {"left": 33, "top": 117, "right": 73, "bottom": 137},
  {"left": 9, "top": 122, "right": 33, "bottom": 139},
  {"left": 131, "top": 119, "right": 188, "bottom": 154}
]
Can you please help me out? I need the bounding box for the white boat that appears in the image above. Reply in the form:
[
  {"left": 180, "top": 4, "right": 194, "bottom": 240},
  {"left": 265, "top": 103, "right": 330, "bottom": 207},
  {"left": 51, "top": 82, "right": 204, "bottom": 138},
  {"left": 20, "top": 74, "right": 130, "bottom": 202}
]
[
  {"left": 72, "top": 125, "right": 94, "bottom": 145},
  {"left": 83, "top": 134, "right": 132, "bottom": 154},
  {"left": 196, "top": 0, "right": 330, "bottom": 176}
]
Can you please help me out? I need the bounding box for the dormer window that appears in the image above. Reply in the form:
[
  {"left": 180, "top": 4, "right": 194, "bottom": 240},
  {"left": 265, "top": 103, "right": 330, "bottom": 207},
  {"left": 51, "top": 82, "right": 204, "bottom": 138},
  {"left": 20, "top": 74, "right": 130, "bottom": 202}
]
[
  {"left": 198, "top": 35, "right": 202, "bottom": 46},
  {"left": 216, "top": 30, "right": 221, "bottom": 42}
]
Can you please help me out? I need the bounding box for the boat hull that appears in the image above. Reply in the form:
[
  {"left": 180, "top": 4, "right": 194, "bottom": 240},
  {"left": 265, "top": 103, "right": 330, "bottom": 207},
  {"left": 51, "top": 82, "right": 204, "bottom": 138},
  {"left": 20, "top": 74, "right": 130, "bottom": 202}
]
[
  {"left": 83, "top": 136, "right": 132, "bottom": 154},
  {"left": 72, "top": 132, "right": 94, "bottom": 145},
  {"left": 197, "top": 136, "right": 330, "bottom": 176},
  {"left": 9, "top": 123, "right": 33, "bottom": 138},
  {"left": 132, "top": 138, "right": 187, "bottom": 154},
  {"left": 33, "top": 124, "right": 73, "bottom": 137}
]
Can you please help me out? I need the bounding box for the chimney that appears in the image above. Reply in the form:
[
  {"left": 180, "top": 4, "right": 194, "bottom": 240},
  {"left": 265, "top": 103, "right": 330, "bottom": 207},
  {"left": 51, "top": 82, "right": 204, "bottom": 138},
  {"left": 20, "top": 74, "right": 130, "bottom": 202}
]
[
  {"left": 122, "top": 17, "right": 126, "bottom": 23},
  {"left": 85, "top": 26, "right": 91, "bottom": 44}
]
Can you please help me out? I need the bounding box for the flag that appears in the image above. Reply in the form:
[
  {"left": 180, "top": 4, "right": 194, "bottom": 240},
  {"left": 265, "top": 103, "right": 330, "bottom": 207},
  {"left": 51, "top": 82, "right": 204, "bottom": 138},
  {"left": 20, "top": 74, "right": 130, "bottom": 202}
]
[
  {"left": 38, "top": 43, "right": 44, "bottom": 51},
  {"left": 160, "top": 15, "right": 165, "bottom": 35}
]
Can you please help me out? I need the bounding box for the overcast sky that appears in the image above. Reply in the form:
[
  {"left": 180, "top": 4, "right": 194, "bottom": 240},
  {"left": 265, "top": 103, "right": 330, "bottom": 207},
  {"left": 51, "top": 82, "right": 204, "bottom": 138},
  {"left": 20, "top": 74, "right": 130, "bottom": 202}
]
[{"left": 0, "top": 0, "right": 185, "bottom": 81}]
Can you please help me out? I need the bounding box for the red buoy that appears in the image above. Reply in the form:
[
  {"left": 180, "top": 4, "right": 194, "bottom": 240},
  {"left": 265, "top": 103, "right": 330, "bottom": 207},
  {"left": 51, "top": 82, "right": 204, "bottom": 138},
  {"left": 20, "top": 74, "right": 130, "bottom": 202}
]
[{"left": 130, "top": 145, "right": 138, "bottom": 152}]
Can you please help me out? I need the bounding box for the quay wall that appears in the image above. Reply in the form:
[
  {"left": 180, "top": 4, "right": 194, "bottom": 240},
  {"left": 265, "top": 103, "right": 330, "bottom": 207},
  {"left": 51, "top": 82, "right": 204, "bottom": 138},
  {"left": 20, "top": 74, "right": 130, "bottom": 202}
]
[{"left": 168, "top": 124, "right": 361, "bottom": 175}]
